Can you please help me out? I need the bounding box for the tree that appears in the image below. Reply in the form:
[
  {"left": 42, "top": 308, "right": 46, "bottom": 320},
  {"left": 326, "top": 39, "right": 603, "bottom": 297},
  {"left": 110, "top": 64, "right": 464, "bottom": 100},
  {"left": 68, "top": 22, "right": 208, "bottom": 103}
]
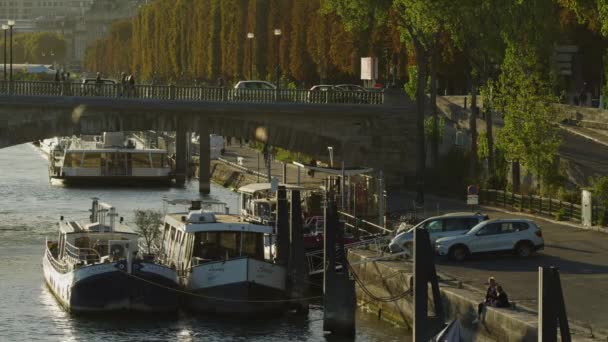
[
  {"left": 134, "top": 209, "right": 163, "bottom": 255},
  {"left": 323, "top": 0, "right": 449, "bottom": 203},
  {"left": 494, "top": 44, "right": 562, "bottom": 193}
]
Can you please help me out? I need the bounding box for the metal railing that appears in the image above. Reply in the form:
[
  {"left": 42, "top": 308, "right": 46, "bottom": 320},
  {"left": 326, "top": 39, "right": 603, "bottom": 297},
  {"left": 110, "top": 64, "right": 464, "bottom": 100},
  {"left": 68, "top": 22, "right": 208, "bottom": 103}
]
[
  {"left": 0, "top": 80, "right": 384, "bottom": 105},
  {"left": 478, "top": 189, "right": 608, "bottom": 224}
]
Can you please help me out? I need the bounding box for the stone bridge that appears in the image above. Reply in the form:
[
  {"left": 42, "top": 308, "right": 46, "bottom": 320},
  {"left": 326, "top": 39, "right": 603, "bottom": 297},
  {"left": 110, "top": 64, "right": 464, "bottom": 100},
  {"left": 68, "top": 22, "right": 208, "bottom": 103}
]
[{"left": 0, "top": 88, "right": 417, "bottom": 192}]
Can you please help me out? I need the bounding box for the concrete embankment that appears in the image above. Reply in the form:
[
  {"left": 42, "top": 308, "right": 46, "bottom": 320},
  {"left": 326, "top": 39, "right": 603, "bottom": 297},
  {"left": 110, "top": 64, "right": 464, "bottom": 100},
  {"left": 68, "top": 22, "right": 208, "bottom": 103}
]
[{"left": 349, "top": 249, "right": 540, "bottom": 341}]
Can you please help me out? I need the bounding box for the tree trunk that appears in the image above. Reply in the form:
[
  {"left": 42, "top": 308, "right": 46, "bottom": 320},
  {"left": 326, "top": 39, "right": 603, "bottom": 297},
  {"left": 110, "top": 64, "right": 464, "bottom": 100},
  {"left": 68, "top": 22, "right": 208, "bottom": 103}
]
[
  {"left": 430, "top": 41, "right": 439, "bottom": 169},
  {"left": 512, "top": 160, "right": 520, "bottom": 193},
  {"left": 415, "top": 46, "right": 428, "bottom": 204},
  {"left": 486, "top": 104, "right": 494, "bottom": 182},
  {"left": 469, "top": 80, "right": 478, "bottom": 181}
]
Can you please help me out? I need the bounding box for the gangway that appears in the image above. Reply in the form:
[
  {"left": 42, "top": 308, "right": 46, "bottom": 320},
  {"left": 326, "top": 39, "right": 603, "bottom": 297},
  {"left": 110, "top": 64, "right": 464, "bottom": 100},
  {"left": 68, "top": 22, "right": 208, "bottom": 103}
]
[{"left": 306, "top": 235, "right": 403, "bottom": 276}]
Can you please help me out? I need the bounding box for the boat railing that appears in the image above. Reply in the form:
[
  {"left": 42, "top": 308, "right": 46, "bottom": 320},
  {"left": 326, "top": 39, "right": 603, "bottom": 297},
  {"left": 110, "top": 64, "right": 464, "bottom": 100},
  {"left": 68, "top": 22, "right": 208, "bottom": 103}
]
[
  {"left": 45, "top": 246, "right": 70, "bottom": 273},
  {"left": 64, "top": 240, "right": 102, "bottom": 264}
]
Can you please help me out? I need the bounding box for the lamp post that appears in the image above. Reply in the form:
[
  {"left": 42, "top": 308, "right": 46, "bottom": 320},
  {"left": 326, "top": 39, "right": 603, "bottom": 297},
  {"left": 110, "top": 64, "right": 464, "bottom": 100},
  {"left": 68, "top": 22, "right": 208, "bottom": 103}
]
[
  {"left": 247, "top": 32, "right": 254, "bottom": 80},
  {"left": 2, "top": 24, "right": 7, "bottom": 81},
  {"left": 8, "top": 20, "right": 15, "bottom": 82},
  {"left": 274, "top": 28, "right": 281, "bottom": 90}
]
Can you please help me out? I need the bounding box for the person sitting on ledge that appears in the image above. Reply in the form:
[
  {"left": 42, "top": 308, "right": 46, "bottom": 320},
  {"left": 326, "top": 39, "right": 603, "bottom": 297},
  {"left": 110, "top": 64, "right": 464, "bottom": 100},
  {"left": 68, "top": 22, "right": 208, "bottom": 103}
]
[{"left": 473, "top": 276, "right": 498, "bottom": 324}]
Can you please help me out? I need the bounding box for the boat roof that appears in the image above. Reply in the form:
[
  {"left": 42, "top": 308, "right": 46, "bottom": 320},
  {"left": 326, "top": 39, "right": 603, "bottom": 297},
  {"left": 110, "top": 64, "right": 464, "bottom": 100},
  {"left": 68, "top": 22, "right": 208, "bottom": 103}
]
[
  {"left": 165, "top": 212, "right": 273, "bottom": 234},
  {"left": 237, "top": 182, "right": 307, "bottom": 194},
  {"left": 65, "top": 148, "right": 167, "bottom": 153},
  {"left": 59, "top": 220, "right": 138, "bottom": 236}
]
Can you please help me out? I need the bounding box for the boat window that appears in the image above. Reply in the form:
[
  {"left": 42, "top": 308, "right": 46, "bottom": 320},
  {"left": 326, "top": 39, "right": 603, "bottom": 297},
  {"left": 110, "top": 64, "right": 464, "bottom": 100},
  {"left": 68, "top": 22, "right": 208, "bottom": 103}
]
[
  {"left": 132, "top": 153, "right": 151, "bottom": 168},
  {"left": 170, "top": 227, "right": 176, "bottom": 240},
  {"left": 219, "top": 232, "right": 239, "bottom": 258},
  {"left": 64, "top": 152, "right": 82, "bottom": 168},
  {"left": 176, "top": 231, "right": 182, "bottom": 245},
  {"left": 193, "top": 232, "right": 239, "bottom": 261},
  {"left": 240, "top": 232, "right": 264, "bottom": 260},
  {"left": 82, "top": 153, "right": 101, "bottom": 168},
  {"left": 151, "top": 153, "right": 166, "bottom": 168}
]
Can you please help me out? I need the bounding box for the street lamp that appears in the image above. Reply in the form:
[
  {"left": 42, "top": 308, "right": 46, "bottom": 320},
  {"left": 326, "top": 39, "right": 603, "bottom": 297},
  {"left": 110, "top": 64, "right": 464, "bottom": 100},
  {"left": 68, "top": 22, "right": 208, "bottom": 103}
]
[
  {"left": 7, "top": 20, "right": 15, "bottom": 82},
  {"left": 247, "top": 32, "right": 254, "bottom": 80},
  {"left": 274, "top": 28, "right": 281, "bottom": 90},
  {"left": 2, "top": 24, "right": 7, "bottom": 81},
  {"left": 327, "top": 146, "right": 334, "bottom": 168}
]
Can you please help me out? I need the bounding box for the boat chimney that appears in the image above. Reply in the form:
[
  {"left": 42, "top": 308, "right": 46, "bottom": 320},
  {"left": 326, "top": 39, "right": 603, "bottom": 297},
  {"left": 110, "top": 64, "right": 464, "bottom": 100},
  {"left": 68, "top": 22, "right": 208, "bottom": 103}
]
[
  {"left": 190, "top": 200, "right": 202, "bottom": 211},
  {"left": 90, "top": 198, "right": 99, "bottom": 223}
]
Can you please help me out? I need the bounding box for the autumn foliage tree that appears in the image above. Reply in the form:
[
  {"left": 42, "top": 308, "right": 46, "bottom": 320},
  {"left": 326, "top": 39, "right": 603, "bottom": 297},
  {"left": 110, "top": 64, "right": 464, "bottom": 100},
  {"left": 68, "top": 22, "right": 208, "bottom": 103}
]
[{"left": 84, "top": 0, "right": 408, "bottom": 85}]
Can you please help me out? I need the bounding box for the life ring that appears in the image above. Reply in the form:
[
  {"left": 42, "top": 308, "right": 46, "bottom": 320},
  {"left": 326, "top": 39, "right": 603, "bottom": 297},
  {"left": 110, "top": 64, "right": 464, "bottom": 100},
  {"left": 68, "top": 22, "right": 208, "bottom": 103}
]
[{"left": 118, "top": 263, "right": 126, "bottom": 270}]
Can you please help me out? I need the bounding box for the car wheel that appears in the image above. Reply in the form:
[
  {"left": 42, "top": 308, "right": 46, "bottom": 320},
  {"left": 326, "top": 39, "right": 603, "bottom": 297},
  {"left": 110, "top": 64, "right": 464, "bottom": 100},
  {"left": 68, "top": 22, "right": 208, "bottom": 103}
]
[
  {"left": 515, "top": 241, "right": 533, "bottom": 257},
  {"left": 449, "top": 245, "right": 468, "bottom": 262}
]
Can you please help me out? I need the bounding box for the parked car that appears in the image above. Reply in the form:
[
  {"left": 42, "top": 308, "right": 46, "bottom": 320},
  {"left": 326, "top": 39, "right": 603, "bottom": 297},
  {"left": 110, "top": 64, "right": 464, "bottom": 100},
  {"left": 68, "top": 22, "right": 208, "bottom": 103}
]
[
  {"left": 388, "top": 212, "right": 489, "bottom": 254},
  {"left": 334, "top": 84, "right": 367, "bottom": 92},
  {"left": 334, "top": 84, "right": 382, "bottom": 103},
  {"left": 435, "top": 219, "right": 544, "bottom": 262},
  {"left": 233, "top": 80, "right": 276, "bottom": 101}
]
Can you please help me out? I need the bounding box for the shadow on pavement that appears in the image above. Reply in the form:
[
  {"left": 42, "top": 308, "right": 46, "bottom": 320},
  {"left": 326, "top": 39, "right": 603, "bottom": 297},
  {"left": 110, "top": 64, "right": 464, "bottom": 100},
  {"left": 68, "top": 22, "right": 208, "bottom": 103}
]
[{"left": 437, "top": 253, "right": 608, "bottom": 275}]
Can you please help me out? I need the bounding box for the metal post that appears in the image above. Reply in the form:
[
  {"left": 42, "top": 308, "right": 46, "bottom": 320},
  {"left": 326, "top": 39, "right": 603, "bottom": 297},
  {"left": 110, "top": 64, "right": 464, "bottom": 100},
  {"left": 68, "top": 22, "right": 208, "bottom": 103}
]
[
  {"left": 198, "top": 121, "right": 210, "bottom": 194},
  {"left": 282, "top": 162, "right": 287, "bottom": 184},
  {"left": 9, "top": 24, "right": 13, "bottom": 82},
  {"left": 341, "top": 161, "right": 346, "bottom": 209},
  {"left": 175, "top": 120, "right": 187, "bottom": 186},
  {"left": 2, "top": 28, "right": 6, "bottom": 81},
  {"left": 378, "top": 171, "right": 384, "bottom": 227},
  {"left": 267, "top": 148, "right": 272, "bottom": 182},
  {"left": 274, "top": 29, "right": 282, "bottom": 99},
  {"left": 297, "top": 164, "right": 301, "bottom": 186},
  {"left": 257, "top": 151, "right": 260, "bottom": 182}
]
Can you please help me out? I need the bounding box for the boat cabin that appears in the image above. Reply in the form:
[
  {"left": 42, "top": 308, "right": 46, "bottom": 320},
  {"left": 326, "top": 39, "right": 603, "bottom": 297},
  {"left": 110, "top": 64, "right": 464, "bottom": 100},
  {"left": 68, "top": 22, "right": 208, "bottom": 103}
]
[
  {"left": 161, "top": 201, "right": 273, "bottom": 274},
  {"left": 58, "top": 132, "right": 171, "bottom": 178},
  {"left": 237, "top": 183, "right": 305, "bottom": 226},
  {"left": 47, "top": 200, "right": 139, "bottom": 267}
]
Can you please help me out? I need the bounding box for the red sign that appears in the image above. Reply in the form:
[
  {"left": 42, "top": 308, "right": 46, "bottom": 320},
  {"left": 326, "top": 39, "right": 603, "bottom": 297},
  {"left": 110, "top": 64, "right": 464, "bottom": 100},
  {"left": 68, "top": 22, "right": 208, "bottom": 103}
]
[{"left": 467, "top": 185, "right": 479, "bottom": 195}]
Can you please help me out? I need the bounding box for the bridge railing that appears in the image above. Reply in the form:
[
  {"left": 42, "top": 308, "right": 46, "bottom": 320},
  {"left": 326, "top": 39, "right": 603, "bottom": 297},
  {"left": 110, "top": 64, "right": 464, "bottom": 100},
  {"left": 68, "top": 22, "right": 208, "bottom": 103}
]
[{"left": 0, "top": 80, "right": 384, "bottom": 105}]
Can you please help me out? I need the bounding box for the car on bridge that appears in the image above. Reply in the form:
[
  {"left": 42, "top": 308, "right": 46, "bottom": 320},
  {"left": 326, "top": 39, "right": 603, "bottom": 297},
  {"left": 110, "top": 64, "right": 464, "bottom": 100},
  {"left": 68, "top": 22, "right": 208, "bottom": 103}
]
[
  {"left": 81, "top": 78, "right": 116, "bottom": 96},
  {"left": 434, "top": 218, "right": 544, "bottom": 262},
  {"left": 233, "top": 80, "right": 276, "bottom": 102},
  {"left": 388, "top": 212, "right": 489, "bottom": 255}
]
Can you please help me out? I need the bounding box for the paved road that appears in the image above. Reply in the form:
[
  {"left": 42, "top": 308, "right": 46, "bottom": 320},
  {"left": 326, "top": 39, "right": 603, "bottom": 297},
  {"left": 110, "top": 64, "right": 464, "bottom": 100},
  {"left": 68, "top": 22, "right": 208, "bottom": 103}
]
[
  {"left": 559, "top": 130, "right": 608, "bottom": 181},
  {"left": 389, "top": 192, "right": 608, "bottom": 336}
]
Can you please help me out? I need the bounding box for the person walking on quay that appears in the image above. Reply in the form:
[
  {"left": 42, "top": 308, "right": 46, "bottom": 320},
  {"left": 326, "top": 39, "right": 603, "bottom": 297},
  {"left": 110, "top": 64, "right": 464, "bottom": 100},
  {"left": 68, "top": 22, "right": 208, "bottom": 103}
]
[{"left": 473, "top": 276, "right": 498, "bottom": 324}]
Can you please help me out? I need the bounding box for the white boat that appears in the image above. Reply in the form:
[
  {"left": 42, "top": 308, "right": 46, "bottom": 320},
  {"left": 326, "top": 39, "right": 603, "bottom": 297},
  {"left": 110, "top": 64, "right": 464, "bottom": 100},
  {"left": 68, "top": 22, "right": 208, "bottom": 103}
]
[
  {"left": 50, "top": 132, "right": 172, "bottom": 184},
  {"left": 237, "top": 183, "right": 306, "bottom": 226},
  {"left": 43, "top": 199, "right": 179, "bottom": 313},
  {"left": 160, "top": 200, "right": 288, "bottom": 314}
]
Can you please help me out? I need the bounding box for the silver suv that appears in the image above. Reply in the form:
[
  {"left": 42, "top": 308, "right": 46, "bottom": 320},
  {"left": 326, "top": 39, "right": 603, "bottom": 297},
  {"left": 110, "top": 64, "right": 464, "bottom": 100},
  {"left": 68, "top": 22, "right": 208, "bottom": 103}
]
[
  {"left": 435, "top": 219, "right": 544, "bottom": 261},
  {"left": 388, "top": 212, "right": 489, "bottom": 254}
]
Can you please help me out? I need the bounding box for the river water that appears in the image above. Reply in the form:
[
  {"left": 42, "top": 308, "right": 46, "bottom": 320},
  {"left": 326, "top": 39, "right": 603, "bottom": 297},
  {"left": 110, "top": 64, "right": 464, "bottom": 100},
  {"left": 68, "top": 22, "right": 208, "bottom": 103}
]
[{"left": 0, "top": 144, "right": 408, "bottom": 342}]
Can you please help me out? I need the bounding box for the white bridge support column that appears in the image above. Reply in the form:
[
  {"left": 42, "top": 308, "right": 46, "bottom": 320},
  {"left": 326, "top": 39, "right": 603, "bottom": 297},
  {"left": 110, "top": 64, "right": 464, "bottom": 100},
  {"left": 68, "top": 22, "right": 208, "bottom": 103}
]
[
  {"left": 175, "top": 120, "right": 187, "bottom": 186},
  {"left": 199, "top": 120, "right": 210, "bottom": 194}
]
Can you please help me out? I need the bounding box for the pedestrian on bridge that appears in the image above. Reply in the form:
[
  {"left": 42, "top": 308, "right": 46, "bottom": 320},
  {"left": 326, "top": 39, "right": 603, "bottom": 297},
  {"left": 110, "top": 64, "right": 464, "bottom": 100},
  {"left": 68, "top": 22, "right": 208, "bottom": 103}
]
[
  {"left": 128, "top": 74, "right": 136, "bottom": 97},
  {"left": 95, "top": 72, "right": 102, "bottom": 96},
  {"left": 120, "top": 72, "right": 127, "bottom": 97}
]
